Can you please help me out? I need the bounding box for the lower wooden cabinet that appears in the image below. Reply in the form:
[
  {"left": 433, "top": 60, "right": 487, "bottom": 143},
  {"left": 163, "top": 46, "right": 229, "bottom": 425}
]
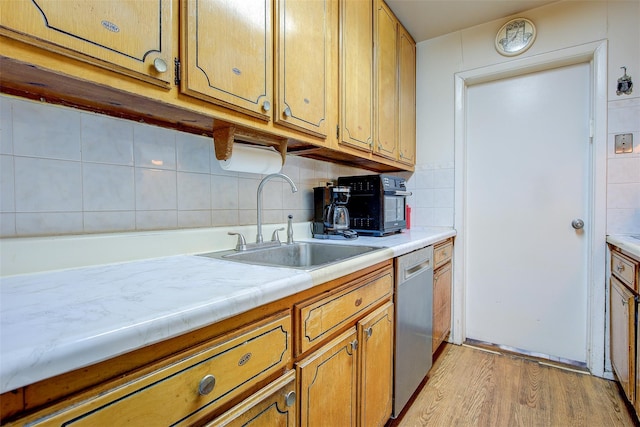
[
  {"left": 611, "top": 276, "right": 635, "bottom": 403},
  {"left": 207, "top": 371, "right": 296, "bottom": 427},
  {"left": 358, "top": 302, "right": 394, "bottom": 427},
  {"left": 297, "top": 328, "right": 358, "bottom": 427},
  {"left": 609, "top": 244, "right": 640, "bottom": 417},
  {"left": 296, "top": 302, "right": 394, "bottom": 427},
  {"left": 433, "top": 238, "right": 453, "bottom": 354}
]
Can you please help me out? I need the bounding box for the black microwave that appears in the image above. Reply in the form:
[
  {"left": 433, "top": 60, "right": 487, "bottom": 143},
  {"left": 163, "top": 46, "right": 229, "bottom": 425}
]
[{"left": 337, "top": 174, "right": 411, "bottom": 236}]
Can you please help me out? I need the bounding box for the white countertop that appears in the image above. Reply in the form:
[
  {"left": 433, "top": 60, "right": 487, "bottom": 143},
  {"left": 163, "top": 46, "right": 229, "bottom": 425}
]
[
  {"left": 607, "top": 234, "right": 640, "bottom": 259},
  {"left": 0, "top": 227, "right": 455, "bottom": 394}
]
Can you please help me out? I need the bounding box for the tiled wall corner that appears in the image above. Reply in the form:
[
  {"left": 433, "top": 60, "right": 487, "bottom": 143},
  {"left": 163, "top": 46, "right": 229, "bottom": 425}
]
[
  {"left": 607, "top": 97, "right": 640, "bottom": 234},
  {"left": 0, "top": 95, "right": 369, "bottom": 237}
]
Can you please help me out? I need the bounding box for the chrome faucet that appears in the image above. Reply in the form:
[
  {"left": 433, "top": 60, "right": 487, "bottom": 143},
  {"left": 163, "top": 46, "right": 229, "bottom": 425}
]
[{"left": 256, "top": 173, "right": 298, "bottom": 243}]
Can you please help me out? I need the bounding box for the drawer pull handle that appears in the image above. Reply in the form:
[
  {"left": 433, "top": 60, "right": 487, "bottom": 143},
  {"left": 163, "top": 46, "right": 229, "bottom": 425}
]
[
  {"left": 285, "top": 391, "right": 296, "bottom": 407},
  {"left": 355, "top": 298, "right": 362, "bottom": 307},
  {"left": 365, "top": 327, "right": 373, "bottom": 339},
  {"left": 238, "top": 352, "right": 252, "bottom": 366},
  {"left": 617, "top": 263, "right": 625, "bottom": 273},
  {"left": 198, "top": 374, "right": 216, "bottom": 396}
]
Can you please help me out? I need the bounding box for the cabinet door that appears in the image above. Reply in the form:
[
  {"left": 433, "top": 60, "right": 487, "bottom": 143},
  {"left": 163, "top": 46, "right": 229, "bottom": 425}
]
[
  {"left": 611, "top": 276, "right": 635, "bottom": 403},
  {"left": 373, "top": 0, "right": 398, "bottom": 160},
  {"left": 297, "top": 328, "right": 357, "bottom": 427},
  {"left": 339, "top": 0, "right": 373, "bottom": 152},
  {"left": 206, "top": 371, "right": 296, "bottom": 427},
  {"left": 358, "top": 302, "right": 393, "bottom": 427},
  {"left": 432, "top": 262, "right": 452, "bottom": 354},
  {"left": 0, "top": 0, "right": 173, "bottom": 86},
  {"left": 397, "top": 25, "right": 416, "bottom": 166},
  {"left": 181, "top": 0, "right": 273, "bottom": 120},
  {"left": 275, "top": 0, "right": 335, "bottom": 137}
]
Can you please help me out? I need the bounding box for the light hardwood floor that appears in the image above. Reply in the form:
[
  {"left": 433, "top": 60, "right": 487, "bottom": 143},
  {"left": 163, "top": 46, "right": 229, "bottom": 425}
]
[{"left": 390, "top": 344, "right": 637, "bottom": 427}]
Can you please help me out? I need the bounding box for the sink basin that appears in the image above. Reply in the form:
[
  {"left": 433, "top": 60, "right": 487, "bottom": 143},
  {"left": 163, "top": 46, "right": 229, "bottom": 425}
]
[{"left": 198, "top": 242, "right": 383, "bottom": 270}]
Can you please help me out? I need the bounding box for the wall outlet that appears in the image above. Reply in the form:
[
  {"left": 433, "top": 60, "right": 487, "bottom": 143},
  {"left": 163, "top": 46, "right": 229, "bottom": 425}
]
[{"left": 615, "top": 133, "right": 633, "bottom": 154}]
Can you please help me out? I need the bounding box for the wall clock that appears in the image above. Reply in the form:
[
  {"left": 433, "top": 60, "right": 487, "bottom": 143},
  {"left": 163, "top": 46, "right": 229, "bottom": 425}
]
[{"left": 495, "top": 18, "right": 536, "bottom": 56}]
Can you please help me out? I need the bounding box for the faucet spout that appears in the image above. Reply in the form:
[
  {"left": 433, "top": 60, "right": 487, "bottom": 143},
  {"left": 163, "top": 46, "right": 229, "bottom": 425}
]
[{"left": 256, "top": 173, "right": 298, "bottom": 243}]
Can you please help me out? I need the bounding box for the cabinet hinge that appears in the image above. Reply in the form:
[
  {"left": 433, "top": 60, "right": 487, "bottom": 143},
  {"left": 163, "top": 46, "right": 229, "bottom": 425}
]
[
  {"left": 336, "top": 125, "right": 340, "bottom": 139},
  {"left": 174, "top": 58, "right": 181, "bottom": 86}
]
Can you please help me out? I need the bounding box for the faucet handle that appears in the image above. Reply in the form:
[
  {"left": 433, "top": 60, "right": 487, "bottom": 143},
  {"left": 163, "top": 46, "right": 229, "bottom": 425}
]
[
  {"left": 228, "top": 232, "right": 247, "bottom": 251},
  {"left": 271, "top": 227, "right": 285, "bottom": 243}
]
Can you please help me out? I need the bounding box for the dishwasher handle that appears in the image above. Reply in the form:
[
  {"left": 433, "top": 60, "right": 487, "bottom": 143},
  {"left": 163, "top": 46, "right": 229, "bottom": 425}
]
[{"left": 406, "top": 259, "right": 431, "bottom": 276}]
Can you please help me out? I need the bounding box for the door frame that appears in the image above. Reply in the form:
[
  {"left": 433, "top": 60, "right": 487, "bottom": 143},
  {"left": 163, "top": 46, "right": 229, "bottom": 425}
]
[{"left": 452, "top": 41, "right": 608, "bottom": 376}]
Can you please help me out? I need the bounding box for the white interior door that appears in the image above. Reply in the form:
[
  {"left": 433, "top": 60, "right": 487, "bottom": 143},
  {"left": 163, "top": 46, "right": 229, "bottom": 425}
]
[{"left": 465, "top": 63, "right": 591, "bottom": 363}]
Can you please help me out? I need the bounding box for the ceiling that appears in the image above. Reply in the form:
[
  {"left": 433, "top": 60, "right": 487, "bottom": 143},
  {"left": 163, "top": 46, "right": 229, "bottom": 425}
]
[{"left": 384, "top": 0, "right": 558, "bottom": 43}]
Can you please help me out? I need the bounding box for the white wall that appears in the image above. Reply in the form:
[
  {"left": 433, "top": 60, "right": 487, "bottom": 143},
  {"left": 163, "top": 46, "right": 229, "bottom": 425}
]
[
  {"left": 413, "top": 0, "right": 640, "bottom": 233},
  {"left": 0, "top": 95, "right": 369, "bottom": 237}
]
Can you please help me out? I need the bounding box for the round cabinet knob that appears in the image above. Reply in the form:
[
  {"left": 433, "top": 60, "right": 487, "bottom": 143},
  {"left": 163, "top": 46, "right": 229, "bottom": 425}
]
[
  {"left": 571, "top": 219, "right": 584, "bottom": 230},
  {"left": 285, "top": 391, "right": 296, "bottom": 407},
  {"left": 365, "top": 327, "right": 373, "bottom": 339},
  {"left": 262, "top": 100, "right": 271, "bottom": 112},
  {"left": 283, "top": 107, "right": 292, "bottom": 118},
  {"left": 153, "top": 58, "right": 168, "bottom": 73},
  {"left": 198, "top": 374, "right": 216, "bottom": 396}
]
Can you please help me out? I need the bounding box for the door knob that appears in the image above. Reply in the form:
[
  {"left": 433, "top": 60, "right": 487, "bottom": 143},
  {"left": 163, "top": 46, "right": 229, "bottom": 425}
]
[{"left": 571, "top": 219, "right": 584, "bottom": 230}]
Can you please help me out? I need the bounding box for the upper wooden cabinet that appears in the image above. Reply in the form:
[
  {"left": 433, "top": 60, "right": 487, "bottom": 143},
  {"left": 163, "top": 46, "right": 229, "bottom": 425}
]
[
  {"left": 275, "top": 0, "right": 337, "bottom": 138},
  {"left": 181, "top": 0, "right": 273, "bottom": 120},
  {"left": 339, "top": 0, "right": 374, "bottom": 152},
  {"left": 0, "top": 0, "right": 414, "bottom": 171},
  {"left": 374, "top": 0, "right": 399, "bottom": 161},
  {"left": 0, "top": 0, "right": 173, "bottom": 87},
  {"left": 398, "top": 25, "right": 416, "bottom": 165}
]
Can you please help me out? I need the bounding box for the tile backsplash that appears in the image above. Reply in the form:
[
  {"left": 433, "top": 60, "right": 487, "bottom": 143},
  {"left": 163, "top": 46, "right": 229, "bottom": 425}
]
[
  {"left": 0, "top": 95, "right": 369, "bottom": 237},
  {"left": 607, "top": 97, "right": 640, "bottom": 234}
]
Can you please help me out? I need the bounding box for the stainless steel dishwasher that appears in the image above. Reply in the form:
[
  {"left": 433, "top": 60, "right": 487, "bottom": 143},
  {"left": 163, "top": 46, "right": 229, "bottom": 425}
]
[{"left": 392, "top": 245, "right": 433, "bottom": 418}]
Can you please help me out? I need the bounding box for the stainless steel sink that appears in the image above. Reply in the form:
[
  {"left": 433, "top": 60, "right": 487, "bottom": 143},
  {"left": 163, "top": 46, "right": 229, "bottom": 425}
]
[{"left": 198, "top": 242, "right": 383, "bottom": 270}]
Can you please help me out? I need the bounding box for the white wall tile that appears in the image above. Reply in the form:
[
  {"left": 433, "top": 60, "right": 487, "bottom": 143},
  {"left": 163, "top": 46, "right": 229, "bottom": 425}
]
[
  {"left": 134, "top": 125, "right": 176, "bottom": 170},
  {"left": 13, "top": 98, "right": 81, "bottom": 161},
  {"left": 81, "top": 113, "right": 134, "bottom": 165},
  {"left": 83, "top": 164, "right": 134, "bottom": 211},
  {"left": 0, "top": 97, "right": 13, "bottom": 155},
  {"left": 608, "top": 158, "right": 640, "bottom": 183},
  {"left": 607, "top": 183, "right": 640, "bottom": 209},
  {"left": 1, "top": 155, "right": 15, "bottom": 212},
  {"left": 1, "top": 213, "right": 16, "bottom": 236},
  {"left": 238, "top": 177, "right": 259, "bottom": 210},
  {"left": 177, "top": 133, "right": 211, "bottom": 173},
  {"left": 135, "top": 210, "right": 177, "bottom": 230},
  {"left": 84, "top": 211, "right": 135, "bottom": 233},
  {"left": 135, "top": 168, "right": 177, "bottom": 211},
  {"left": 212, "top": 210, "right": 238, "bottom": 227},
  {"left": 14, "top": 157, "right": 82, "bottom": 212},
  {"left": 178, "top": 210, "right": 212, "bottom": 228},
  {"left": 211, "top": 175, "right": 239, "bottom": 210},
  {"left": 177, "top": 172, "right": 211, "bottom": 210},
  {"left": 16, "top": 212, "right": 83, "bottom": 235}
]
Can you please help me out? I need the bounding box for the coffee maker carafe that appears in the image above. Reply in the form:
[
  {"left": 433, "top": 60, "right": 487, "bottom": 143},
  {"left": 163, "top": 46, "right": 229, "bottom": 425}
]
[{"left": 312, "top": 184, "right": 358, "bottom": 239}]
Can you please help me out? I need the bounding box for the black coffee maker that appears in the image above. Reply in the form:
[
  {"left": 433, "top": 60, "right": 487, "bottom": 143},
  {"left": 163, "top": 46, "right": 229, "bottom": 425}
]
[{"left": 312, "top": 184, "right": 358, "bottom": 239}]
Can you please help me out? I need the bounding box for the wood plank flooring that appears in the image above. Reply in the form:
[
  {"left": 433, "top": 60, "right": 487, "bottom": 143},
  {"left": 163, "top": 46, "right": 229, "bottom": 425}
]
[{"left": 389, "top": 344, "right": 637, "bottom": 427}]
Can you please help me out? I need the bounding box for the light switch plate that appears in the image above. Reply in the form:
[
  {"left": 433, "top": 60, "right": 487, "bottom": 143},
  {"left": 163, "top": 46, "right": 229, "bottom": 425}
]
[{"left": 615, "top": 133, "right": 633, "bottom": 154}]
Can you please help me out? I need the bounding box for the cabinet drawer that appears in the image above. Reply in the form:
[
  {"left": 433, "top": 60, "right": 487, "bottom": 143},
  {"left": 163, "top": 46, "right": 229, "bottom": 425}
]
[
  {"left": 21, "top": 313, "right": 291, "bottom": 426},
  {"left": 296, "top": 269, "right": 393, "bottom": 355},
  {"left": 434, "top": 239, "right": 453, "bottom": 269},
  {"left": 612, "top": 251, "right": 639, "bottom": 291},
  {"left": 206, "top": 370, "right": 296, "bottom": 427}
]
